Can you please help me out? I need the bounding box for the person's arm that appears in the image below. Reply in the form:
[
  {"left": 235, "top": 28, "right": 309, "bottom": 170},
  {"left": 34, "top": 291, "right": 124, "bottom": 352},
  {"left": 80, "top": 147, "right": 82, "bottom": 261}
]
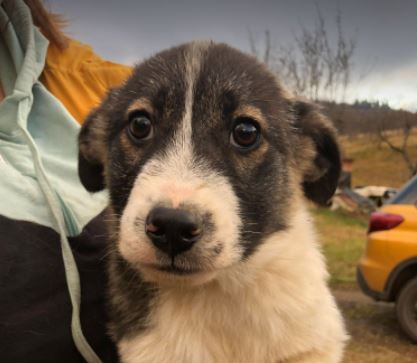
[{"left": 41, "top": 40, "right": 132, "bottom": 124}]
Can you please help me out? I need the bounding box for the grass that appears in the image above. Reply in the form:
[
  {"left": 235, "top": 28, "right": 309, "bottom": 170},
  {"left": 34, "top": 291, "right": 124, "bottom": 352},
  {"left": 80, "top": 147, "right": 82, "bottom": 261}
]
[{"left": 312, "top": 207, "right": 368, "bottom": 286}]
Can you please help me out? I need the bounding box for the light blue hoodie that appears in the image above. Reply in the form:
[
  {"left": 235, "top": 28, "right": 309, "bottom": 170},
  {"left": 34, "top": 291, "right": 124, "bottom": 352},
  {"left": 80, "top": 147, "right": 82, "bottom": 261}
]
[{"left": 0, "top": 1, "right": 105, "bottom": 361}]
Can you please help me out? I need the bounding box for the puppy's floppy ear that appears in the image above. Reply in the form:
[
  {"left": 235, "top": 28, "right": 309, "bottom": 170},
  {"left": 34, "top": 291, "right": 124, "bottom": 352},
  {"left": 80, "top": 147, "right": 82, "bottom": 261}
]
[
  {"left": 78, "top": 106, "right": 107, "bottom": 192},
  {"left": 293, "top": 101, "right": 341, "bottom": 205}
]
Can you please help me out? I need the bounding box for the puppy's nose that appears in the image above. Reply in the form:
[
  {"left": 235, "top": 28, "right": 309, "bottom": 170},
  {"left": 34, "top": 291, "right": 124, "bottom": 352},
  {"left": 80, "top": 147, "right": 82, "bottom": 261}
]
[{"left": 145, "top": 207, "right": 201, "bottom": 257}]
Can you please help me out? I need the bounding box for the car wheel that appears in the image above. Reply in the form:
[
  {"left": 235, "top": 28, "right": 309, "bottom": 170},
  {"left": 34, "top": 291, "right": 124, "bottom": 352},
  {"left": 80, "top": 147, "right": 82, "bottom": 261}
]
[{"left": 396, "top": 276, "right": 417, "bottom": 343}]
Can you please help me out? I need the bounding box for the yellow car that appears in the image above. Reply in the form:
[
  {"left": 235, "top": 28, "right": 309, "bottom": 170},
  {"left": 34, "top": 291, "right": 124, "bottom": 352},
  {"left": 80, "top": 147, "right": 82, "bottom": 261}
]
[{"left": 357, "top": 175, "right": 417, "bottom": 343}]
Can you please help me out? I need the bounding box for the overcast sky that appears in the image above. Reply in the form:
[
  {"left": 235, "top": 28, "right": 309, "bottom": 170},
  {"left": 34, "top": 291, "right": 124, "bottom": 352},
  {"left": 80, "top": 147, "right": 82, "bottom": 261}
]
[{"left": 48, "top": 0, "right": 417, "bottom": 111}]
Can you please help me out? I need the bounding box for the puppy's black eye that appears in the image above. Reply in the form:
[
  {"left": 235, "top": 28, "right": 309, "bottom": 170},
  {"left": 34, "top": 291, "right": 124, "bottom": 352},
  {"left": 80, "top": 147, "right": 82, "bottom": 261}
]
[
  {"left": 230, "top": 118, "right": 260, "bottom": 149},
  {"left": 127, "top": 112, "right": 152, "bottom": 142}
]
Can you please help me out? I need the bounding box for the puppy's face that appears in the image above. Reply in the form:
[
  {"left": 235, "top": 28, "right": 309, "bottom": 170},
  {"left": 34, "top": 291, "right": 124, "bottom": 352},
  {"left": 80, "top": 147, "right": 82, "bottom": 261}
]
[{"left": 78, "top": 42, "right": 340, "bottom": 285}]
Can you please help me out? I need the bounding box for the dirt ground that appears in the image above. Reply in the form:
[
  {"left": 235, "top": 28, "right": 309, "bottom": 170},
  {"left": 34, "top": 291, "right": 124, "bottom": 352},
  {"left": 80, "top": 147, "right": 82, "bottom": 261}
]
[{"left": 334, "top": 286, "right": 417, "bottom": 363}]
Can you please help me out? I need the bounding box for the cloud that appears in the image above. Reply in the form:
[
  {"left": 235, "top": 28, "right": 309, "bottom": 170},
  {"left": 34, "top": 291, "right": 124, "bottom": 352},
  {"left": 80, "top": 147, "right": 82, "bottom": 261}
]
[
  {"left": 49, "top": 0, "right": 417, "bottom": 111},
  {"left": 345, "top": 60, "right": 417, "bottom": 111}
]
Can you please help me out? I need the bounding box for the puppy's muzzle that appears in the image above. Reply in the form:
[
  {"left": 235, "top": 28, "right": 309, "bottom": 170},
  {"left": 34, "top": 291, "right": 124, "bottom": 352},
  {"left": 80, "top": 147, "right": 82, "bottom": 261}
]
[{"left": 145, "top": 207, "right": 202, "bottom": 257}]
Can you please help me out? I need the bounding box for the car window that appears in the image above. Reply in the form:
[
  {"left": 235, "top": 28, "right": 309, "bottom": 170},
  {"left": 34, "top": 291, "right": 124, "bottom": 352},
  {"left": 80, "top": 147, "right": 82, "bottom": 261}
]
[{"left": 389, "top": 175, "right": 417, "bottom": 205}]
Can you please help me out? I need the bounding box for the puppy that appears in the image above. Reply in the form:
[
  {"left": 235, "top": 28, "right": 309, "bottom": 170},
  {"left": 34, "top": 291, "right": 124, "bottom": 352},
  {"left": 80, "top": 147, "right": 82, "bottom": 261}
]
[{"left": 78, "top": 41, "right": 347, "bottom": 363}]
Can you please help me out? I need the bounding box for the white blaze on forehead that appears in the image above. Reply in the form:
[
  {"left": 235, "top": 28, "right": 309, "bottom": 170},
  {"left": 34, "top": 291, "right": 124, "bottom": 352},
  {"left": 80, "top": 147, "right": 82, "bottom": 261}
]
[
  {"left": 118, "top": 41, "right": 243, "bottom": 270},
  {"left": 157, "top": 41, "right": 211, "bottom": 205},
  {"left": 177, "top": 41, "right": 210, "bottom": 159}
]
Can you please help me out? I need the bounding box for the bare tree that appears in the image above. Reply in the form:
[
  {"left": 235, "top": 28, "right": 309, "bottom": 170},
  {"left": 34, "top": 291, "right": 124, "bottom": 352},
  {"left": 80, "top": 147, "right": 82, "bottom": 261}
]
[
  {"left": 334, "top": 10, "right": 356, "bottom": 101},
  {"left": 249, "top": 6, "right": 357, "bottom": 102},
  {"left": 248, "top": 29, "right": 272, "bottom": 66},
  {"left": 377, "top": 113, "right": 417, "bottom": 176},
  {"left": 275, "top": 46, "right": 307, "bottom": 95}
]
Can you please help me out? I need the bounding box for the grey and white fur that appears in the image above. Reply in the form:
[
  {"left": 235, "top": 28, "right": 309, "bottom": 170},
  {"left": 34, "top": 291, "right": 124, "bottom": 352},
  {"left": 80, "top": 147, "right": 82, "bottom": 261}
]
[{"left": 78, "top": 41, "right": 348, "bottom": 363}]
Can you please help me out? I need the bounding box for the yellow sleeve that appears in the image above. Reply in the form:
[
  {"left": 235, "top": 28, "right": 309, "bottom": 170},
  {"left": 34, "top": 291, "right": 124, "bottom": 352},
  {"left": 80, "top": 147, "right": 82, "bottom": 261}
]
[{"left": 41, "top": 39, "right": 132, "bottom": 124}]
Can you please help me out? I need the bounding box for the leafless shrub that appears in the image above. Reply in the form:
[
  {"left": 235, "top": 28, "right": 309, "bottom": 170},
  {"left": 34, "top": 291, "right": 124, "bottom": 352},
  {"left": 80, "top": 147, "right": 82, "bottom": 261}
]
[
  {"left": 248, "top": 29, "right": 272, "bottom": 66},
  {"left": 377, "top": 115, "right": 417, "bottom": 176},
  {"left": 249, "top": 5, "right": 357, "bottom": 102}
]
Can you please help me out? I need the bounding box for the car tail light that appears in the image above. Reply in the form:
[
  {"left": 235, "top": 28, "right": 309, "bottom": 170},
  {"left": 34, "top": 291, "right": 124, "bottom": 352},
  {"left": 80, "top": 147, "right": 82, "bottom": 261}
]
[{"left": 368, "top": 212, "right": 404, "bottom": 233}]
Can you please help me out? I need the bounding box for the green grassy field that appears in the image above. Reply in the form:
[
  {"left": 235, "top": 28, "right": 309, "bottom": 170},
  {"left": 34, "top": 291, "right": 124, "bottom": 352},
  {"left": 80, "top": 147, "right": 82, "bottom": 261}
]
[{"left": 312, "top": 207, "right": 368, "bottom": 286}]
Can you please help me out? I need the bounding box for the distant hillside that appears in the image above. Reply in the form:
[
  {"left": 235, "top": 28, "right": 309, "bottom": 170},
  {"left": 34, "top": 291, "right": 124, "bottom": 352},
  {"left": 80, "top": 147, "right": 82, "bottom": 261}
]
[
  {"left": 321, "top": 100, "right": 417, "bottom": 136},
  {"left": 314, "top": 101, "right": 417, "bottom": 187},
  {"left": 340, "top": 130, "right": 417, "bottom": 188}
]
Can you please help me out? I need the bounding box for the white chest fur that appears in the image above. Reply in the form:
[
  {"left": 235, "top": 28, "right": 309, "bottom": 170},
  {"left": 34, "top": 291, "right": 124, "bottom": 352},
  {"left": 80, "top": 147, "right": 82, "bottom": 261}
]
[{"left": 118, "top": 209, "right": 347, "bottom": 363}]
